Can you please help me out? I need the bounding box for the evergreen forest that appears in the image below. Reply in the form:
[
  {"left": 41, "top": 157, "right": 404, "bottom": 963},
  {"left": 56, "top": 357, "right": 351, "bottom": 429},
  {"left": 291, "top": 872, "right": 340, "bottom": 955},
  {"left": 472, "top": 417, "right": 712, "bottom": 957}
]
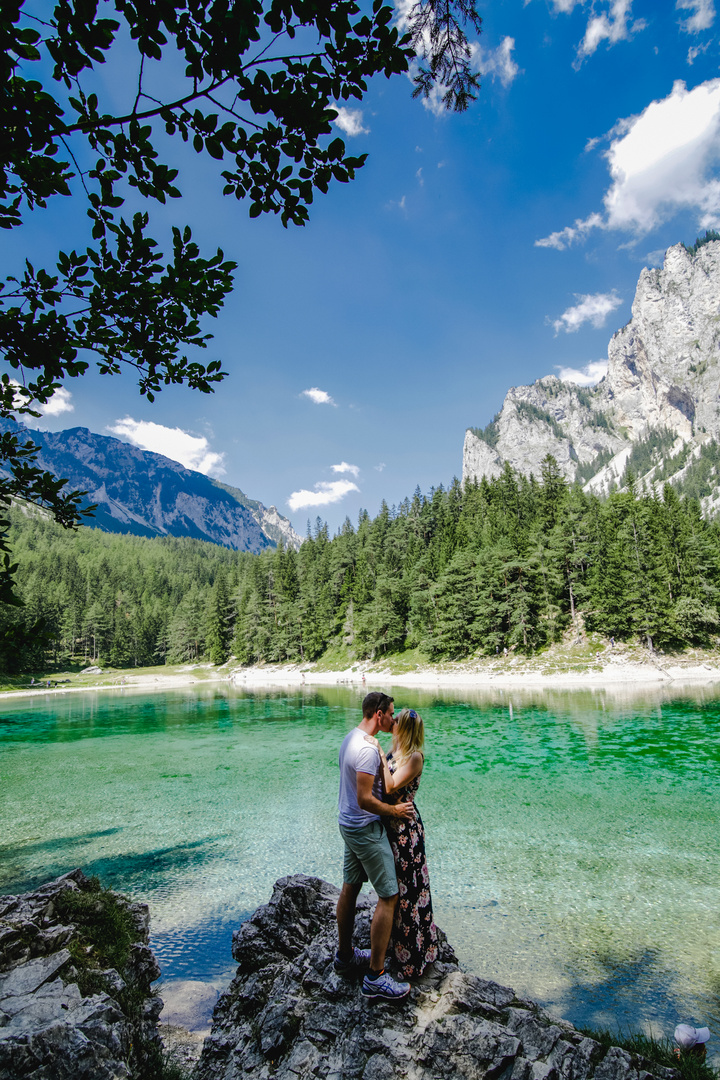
[{"left": 3, "top": 456, "right": 720, "bottom": 674}]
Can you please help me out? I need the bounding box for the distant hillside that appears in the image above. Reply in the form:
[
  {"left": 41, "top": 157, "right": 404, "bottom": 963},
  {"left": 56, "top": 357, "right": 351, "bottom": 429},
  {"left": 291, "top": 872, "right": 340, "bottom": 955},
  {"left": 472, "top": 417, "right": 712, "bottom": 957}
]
[
  {"left": 464, "top": 237, "right": 720, "bottom": 513},
  {"left": 0, "top": 420, "right": 302, "bottom": 552}
]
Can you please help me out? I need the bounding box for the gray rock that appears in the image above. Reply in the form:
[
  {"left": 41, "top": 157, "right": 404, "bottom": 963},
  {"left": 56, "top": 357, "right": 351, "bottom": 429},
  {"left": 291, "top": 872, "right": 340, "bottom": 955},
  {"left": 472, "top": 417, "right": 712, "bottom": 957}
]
[
  {"left": 195, "top": 875, "right": 678, "bottom": 1080},
  {"left": 0, "top": 870, "right": 163, "bottom": 1080}
]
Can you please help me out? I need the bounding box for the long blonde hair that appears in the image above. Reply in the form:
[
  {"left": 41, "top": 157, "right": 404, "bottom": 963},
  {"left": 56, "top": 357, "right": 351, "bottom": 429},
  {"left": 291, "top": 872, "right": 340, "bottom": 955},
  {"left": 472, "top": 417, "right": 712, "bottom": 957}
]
[{"left": 393, "top": 708, "right": 425, "bottom": 766}]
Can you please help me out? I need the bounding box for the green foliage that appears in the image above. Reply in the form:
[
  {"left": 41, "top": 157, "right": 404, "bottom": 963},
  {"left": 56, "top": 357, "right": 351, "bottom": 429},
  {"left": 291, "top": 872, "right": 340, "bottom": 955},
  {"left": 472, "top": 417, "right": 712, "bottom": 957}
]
[
  {"left": 683, "top": 230, "right": 720, "bottom": 255},
  {"left": 672, "top": 439, "right": 720, "bottom": 501},
  {"left": 515, "top": 401, "right": 565, "bottom": 442},
  {"left": 6, "top": 453, "right": 720, "bottom": 673},
  {"left": 575, "top": 448, "right": 615, "bottom": 484},
  {"left": 0, "top": 0, "right": 481, "bottom": 605},
  {"left": 621, "top": 427, "right": 677, "bottom": 485},
  {"left": 579, "top": 1026, "right": 719, "bottom": 1080},
  {"left": 468, "top": 412, "right": 501, "bottom": 448},
  {"left": 55, "top": 875, "right": 139, "bottom": 989}
]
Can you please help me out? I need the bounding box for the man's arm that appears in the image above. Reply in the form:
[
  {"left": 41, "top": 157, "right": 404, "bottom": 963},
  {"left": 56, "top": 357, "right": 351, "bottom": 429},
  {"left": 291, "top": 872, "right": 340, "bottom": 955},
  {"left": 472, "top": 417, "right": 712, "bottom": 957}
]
[{"left": 357, "top": 772, "right": 414, "bottom": 820}]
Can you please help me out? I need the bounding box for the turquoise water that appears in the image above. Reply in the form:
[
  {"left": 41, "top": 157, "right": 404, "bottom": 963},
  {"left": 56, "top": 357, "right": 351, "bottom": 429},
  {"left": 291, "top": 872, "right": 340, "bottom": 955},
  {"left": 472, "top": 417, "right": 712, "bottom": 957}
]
[{"left": 1, "top": 684, "right": 719, "bottom": 1050}]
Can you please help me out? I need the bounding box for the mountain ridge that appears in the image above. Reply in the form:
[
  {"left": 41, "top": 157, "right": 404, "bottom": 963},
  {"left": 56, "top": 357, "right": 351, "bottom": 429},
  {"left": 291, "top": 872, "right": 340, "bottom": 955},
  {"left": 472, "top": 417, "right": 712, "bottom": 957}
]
[
  {"left": 463, "top": 237, "right": 720, "bottom": 511},
  {"left": 0, "top": 419, "right": 302, "bottom": 552}
]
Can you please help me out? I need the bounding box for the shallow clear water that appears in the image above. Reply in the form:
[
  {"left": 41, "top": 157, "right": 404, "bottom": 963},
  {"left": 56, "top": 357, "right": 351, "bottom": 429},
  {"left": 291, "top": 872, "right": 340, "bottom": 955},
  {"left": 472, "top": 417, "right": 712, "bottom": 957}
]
[{"left": 1, "top": 684, "right": 719, "bottom": 1051}]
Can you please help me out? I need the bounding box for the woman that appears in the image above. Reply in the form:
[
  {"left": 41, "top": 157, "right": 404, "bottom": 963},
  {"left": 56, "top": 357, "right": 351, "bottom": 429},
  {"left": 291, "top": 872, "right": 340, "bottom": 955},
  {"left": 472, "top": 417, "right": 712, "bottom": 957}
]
[{"left": 380, "top": 707, "right": 438, "bottom": 978}]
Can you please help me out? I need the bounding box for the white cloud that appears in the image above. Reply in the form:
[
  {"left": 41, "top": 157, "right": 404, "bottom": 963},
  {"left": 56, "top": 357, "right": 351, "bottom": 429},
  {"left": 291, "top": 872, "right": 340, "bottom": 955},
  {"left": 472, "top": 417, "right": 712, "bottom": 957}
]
[
  {"left": 374, "top": 463, "right": 387, "bottom": 472},
  {"left": 535, "top": 212, "right": 603, "bottom": 250},
  {"left": 331, "top": 461, "right": 360, "bottom": 477},
  {"left": 11, "top": 383, "right": 75, "bottom": 425},
  {"left": 687, "top": 41, "right": 711, "bottom": 63},
  {"left": 39, "top": 387, "right": 74, "bottom": 417},
  {"left": 287, "top": 480, "right": 359, "bottom": 512},
  {"left": 552, "top": 291, "right": 622, "bottom": 334},
  {"left": 576, "top": 0, "right": 645, "bottom": 63},
  {"left": 537, "top": 79, "right": 720, "bottom": 246},
  {"left": 470, "top": 37, "right": 520, "bottom": 87},
  {"left": 677, "top": 0, "right": 716, "bottom": 32},
  {"left": 108, "top": 417, "right": 226, "bottom": 476},
  {"left": 332, "top": 105, "right": 369, "bottom": 136},
  {"left": 301, "top": 387, "right": 336, "bottom": 405},
  {"left": 555, "top": 360, "right": 609, "bottom": 385},
  {"left": 603, "top": 79, "right": 720, "bottom": 233}
]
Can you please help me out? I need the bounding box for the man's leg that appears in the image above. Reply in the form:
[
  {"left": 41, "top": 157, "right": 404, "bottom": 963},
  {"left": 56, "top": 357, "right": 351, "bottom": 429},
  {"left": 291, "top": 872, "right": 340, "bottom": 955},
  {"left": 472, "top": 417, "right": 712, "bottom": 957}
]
[
  {"left": 369, "top": 893, "right": 398, "bottom": 972},
  {"left": 336, "top": 881, "right": 362, "bottom": 960}
]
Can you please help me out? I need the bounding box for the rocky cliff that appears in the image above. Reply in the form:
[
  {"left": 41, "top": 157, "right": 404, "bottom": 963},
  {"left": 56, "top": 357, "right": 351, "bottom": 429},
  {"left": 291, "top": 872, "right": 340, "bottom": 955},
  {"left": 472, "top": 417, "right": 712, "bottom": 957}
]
[
  {"left": 0, "top": 420, "right": 302, "bottom": 552},
  {"left": 0, "top": 869, "right": 162, "bottom": 1080},
  {"left": 195, "top": 874, "right": 677, "bottom": 1080},
  {"left": 464, "top": 239, "right": 720, "bottom": 507}
]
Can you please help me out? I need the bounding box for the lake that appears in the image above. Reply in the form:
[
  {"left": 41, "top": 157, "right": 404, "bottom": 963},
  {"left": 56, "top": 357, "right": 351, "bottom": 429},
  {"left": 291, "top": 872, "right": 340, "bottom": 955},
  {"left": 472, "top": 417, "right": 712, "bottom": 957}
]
[{"left": 1, "top": 683, "right": 718, "bottom": 1052}]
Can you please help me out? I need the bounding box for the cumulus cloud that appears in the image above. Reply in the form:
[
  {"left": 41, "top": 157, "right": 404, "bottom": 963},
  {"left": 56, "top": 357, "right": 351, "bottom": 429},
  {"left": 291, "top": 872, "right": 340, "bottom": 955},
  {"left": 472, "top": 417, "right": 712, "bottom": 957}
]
[
  {"left": 287, "top": 480, "right": 359, "bottom": 512},
  {"left": 677, "top": 0, "right": 716, "bottom": 32},
  {"left": 576, "top": 0, "right": 645, "bottom": 64},
  {"left": 536, "top": 79, "right": 720, "bottom": 247},
  {"left": 11, "top": 383, "right": 75, "bottom": 425},
  {"left": 555, "top": 360, "right": 609, "bottom": 385},
  {"left": 301, "top": 387, "right": 336, "bottom": 405},
  {"left": 552, "top": 292, "right": 622, "bottom": 334},
  {"left": 39, "top": 387, "right": 74, "bottom": 417},
  {"left": 108, "top": 417, "right": 226, "bottom": 476},
  {"left": 331, "top": 462, "right": 360, "bottom": 477},
  {"left": 332, "top": 106, "right": 369, "bottom": 136},
  {"left": 470, "top": 37, "right": 520, "bottom": 87},
  {"left": 375, "top": 463, "right": 387, "bottom": 472}
]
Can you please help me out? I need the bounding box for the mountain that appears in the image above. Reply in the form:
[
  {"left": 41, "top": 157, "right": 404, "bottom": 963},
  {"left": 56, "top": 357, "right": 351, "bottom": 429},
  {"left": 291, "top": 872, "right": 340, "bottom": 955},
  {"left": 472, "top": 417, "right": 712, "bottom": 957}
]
[
  {"left": 1, "top": 421, "right": 303, "bottom": 552},
  {"left": 463, "top": 236, "right": 720, "bottom": 511}
]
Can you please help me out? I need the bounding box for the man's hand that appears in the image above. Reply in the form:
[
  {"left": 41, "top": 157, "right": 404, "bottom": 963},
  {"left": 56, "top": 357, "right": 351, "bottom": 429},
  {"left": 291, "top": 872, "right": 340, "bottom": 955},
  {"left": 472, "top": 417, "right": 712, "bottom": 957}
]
[{"left": 390, "top": 800, "right": 414, "bottom": 821}]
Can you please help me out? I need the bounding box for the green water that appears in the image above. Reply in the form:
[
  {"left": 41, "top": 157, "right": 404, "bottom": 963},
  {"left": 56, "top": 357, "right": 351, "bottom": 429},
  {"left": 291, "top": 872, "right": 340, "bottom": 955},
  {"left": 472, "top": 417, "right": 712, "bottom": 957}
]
[{"left": 1, "top": 684, "right": 719, "bottom": 1050}]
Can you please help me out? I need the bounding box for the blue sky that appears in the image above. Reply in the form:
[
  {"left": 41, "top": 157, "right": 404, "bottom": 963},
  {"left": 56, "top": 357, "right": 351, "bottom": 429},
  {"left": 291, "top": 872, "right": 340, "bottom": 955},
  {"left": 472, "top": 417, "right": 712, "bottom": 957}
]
[{"left": 10, "top": 0, "right": 720, "bottom": 535}]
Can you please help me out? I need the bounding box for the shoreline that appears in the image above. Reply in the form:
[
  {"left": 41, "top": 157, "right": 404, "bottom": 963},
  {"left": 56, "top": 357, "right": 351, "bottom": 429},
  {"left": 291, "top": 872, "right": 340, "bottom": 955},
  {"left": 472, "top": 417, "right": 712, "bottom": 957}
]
[{"left": 4, "top": 653, "right": 720, "bottom": 701}]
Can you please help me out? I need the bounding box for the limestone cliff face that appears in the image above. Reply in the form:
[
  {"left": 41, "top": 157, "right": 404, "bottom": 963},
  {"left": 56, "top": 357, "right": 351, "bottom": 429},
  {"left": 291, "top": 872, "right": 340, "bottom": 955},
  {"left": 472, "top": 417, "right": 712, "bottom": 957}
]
[{"left": 464, "top": 240, "right": 720, "bottom": 501}]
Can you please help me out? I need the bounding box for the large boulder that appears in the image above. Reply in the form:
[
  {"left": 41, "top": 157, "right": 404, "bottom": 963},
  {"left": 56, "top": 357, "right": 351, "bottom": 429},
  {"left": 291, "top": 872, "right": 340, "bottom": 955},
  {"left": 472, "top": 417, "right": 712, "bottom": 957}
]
[
  {"left": 0, "top": 869, "right": 162, "bottom": 1080},
  {"left": 195, "top": 874, "right": 678, "bottom": 1080}
]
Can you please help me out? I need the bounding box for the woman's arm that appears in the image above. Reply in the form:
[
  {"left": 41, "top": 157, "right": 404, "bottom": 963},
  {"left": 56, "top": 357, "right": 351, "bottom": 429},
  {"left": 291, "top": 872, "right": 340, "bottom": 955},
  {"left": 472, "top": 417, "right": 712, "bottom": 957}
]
[{"left": 383, "top": 751, "right": 423, "bottom": 793}]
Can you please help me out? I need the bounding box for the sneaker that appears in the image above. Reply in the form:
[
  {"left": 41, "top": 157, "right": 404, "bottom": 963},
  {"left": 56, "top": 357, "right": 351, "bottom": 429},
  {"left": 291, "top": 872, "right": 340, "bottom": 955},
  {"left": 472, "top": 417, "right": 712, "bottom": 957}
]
[
  {"left": 333, "top": 947, "right": 371, "bottom": 975},
  {"left": 361, "top": 970, "right": 411, "bottom": 1001}
]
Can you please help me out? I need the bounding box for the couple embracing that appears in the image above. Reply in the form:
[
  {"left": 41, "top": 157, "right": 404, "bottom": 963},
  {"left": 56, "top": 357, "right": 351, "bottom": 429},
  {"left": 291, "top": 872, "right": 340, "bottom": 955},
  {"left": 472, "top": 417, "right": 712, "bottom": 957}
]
[{"left": 335, "top": 691, "right": 438, "bottom": 1002}]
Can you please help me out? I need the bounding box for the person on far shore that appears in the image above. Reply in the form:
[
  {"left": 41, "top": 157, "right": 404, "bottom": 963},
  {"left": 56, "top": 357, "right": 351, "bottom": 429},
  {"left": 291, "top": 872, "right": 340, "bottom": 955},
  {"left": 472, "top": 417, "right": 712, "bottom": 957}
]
[
  {"left": 377, "top": 708, "right": 438, "bottom": 979},
  {"left": 335, "top": 692, "right": 414, "bottom": 1002}
]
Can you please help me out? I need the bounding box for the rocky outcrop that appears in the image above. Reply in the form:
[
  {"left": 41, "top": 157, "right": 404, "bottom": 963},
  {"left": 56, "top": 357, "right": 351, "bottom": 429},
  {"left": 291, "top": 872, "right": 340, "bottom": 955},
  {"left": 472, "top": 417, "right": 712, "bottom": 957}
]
[
  {"left": 195, "top": 875, "right": 677, "bottom": 1080},
  {"left": 0, "top": 420, "right": 302, "bottom": 552},
  {"left": 0, "top": 869, "right": 162, "bottom": 1080},
  {"left": 464, "top": 240, "right": 720, "bottom": 502}
]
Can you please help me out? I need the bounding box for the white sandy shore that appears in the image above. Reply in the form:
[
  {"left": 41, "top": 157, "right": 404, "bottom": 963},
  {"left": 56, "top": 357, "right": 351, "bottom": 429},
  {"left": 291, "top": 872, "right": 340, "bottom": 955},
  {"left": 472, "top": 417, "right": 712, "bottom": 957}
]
[
  {"left": 4, "top": 653, "right": 720, "bottom": 701},
  {"left": 230, "top": 658, "right": 720, "bottom": 691}
]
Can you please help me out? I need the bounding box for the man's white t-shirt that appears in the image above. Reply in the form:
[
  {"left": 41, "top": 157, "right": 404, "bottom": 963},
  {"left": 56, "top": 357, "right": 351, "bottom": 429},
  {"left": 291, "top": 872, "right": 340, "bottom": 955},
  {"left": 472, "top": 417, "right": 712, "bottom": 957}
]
[{"left": 338, "top": 727, "right": 383, "bottom": 828}]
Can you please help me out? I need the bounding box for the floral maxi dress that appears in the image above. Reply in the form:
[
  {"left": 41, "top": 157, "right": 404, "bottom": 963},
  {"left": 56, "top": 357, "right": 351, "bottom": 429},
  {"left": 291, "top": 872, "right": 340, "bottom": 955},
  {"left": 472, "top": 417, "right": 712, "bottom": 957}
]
[{"left": 385, "top": 753, "right": 438, "bottom": 978}]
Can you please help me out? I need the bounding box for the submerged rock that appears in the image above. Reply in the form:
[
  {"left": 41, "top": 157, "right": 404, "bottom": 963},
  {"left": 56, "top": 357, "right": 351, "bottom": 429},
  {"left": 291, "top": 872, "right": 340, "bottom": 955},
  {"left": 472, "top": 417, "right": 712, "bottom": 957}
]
[
  {"left": 195, "top": 874, "right": 678, "bottom": 1080},
  {"left": 0, "top": 869, "right": 162, "bottom": 1080}
]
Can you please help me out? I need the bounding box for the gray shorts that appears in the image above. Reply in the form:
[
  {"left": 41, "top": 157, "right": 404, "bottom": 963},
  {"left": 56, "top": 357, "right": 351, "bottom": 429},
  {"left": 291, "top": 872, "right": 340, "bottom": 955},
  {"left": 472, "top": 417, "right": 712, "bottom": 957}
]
[{"left": 339, "top": 819, "right": 398, "bottom": 899}]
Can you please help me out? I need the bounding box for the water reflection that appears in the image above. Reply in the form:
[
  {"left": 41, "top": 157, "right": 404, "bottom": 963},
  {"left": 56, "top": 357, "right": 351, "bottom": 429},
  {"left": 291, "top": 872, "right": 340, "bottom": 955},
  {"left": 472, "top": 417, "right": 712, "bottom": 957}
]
[{"left": 1, "top": 682, "right": 718, "bottom": 1054}]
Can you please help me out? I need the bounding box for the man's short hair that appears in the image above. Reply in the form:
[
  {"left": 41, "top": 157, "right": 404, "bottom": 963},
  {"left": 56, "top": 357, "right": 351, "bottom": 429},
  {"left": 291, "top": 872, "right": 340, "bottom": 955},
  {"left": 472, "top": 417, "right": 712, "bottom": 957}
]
[{"left": 362, "top": 691, "right": 394, "bottom": 718}]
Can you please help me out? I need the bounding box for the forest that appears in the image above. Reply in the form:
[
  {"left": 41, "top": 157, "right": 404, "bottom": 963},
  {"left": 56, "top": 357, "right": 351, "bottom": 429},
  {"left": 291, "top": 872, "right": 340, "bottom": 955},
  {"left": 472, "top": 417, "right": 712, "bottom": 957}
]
[{"left": 2, "top": 455, "right": 719, "bottom": 673}]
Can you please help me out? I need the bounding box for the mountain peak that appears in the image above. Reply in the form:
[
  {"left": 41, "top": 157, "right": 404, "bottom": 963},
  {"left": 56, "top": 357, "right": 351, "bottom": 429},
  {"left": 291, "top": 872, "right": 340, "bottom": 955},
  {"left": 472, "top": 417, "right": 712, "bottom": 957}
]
[{"left": 1, "top": 419, "right": 302, "bottom": 552}]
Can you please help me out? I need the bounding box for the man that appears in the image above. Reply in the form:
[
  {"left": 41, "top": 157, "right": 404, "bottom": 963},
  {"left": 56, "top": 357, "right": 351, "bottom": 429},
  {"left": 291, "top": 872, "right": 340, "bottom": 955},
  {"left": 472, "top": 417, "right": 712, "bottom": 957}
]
[{"left": 335, "top": 691, "right": 414, "bottom": 1001}]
